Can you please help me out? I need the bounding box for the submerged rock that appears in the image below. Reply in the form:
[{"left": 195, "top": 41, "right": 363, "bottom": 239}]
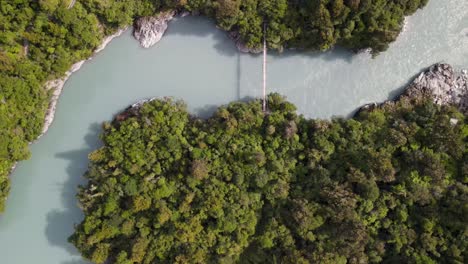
[
  {"left": 133, "top": 11, "right": 175, "bottom": 48},
  {"left": 404, "top": 63, "right": 468, "bottom": 114},
  {"left": 229, "top": 31, "right": 263, "bottom": 54}
]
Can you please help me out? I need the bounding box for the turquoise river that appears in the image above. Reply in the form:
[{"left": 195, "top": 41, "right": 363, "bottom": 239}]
[{"left": 0, "top": 0, "right": 467, "bottom": 263}]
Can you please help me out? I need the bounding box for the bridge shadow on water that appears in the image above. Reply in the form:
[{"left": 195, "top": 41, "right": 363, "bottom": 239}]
[{"left": 46, "top": 123, "right": 103, "bottom": 264}]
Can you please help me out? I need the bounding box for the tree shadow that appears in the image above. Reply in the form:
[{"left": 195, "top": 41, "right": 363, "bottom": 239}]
[
  {"left": 321, "top": 47, "right": 355, "bottom": 63},
  {"left": 268, "top": 46, "right": 355, "bottom": 64},
  {"left": 238, "top": 95, "right": 257, "bottom": 103},
  {"left": 45, "top": 123, "right": 102, "bottom": 264},
  {"left": 165, "top": 16, "right": 239, "bottom": 57},
  {"left": 164, "top": 16, "right": 357, "bottom": 63},
  {"left": 160, "top": 16, "right": 359, "bottom": 108},
  {"left": 193, "top": 104, "right": 220, "bottom": 119}
]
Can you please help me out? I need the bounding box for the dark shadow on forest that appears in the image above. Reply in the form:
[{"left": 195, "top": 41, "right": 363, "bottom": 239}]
[{"left": 45, "top": 123, "right": 102, "bottom": 264}]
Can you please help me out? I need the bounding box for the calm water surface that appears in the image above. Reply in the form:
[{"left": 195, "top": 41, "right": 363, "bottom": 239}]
[{"left": 1, "top": 0, "right": 467, "bottom": 263}]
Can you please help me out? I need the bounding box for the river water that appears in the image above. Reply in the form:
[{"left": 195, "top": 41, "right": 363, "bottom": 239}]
[{"left": 1, "top": 0, "right": 467, "bottom": 263}]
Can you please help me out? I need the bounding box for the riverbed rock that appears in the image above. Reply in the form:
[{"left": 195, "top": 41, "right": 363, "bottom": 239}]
[
  {"left": 133, "top": 11, "right": 175, "bottom": 48},
  {"left": 404, "top": 63, "right": 468, "bottom": 114},
  {"left": 229, "top": 31, "right": 263, "bottom": 54}
]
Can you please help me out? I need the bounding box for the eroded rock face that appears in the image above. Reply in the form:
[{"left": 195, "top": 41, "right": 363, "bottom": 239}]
[
  {"left": 133, "top": 11, "right": 175, "bottom": 48},
  {"left": 404, "top": 63, "right": 468, "bottom": 114}
]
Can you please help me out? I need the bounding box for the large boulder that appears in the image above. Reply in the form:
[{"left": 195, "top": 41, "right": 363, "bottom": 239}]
[
  {"left": 359, "top": 63, "right": 468, "bottom": 115},
  {"left": 404, "top": 63, "right": 468, "bottom": 114},
  {"left": 133, "top": 11, "right": 175, "bottom": 48}
]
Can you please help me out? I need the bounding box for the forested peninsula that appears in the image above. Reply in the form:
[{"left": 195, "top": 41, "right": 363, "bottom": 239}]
[
  {"left": 70, "top": 65, "right": 467, "bottom": 263},
  {"left": 0, "top": 0, "right": 429, "bottom": 212}
]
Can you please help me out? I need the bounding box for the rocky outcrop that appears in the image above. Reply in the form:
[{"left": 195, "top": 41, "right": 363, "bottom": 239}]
[
  {"left": 133, "top": 11, "right": 175, "bottom": 48},
  {"left": 404, "top": 63, "right": 468, "bottom": 114},
  {"left": 360, "top": 64, "right": 468, "bottom": 115},
  {"left": 229, "top": 31, "right": 263, "bottom": 54}
]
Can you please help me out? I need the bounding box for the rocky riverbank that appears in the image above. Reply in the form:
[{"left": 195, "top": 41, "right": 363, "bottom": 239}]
[
  {"left": 404, "top": 63, "right": 468, "bottom": 113},
  {"left": 361, "top": 63, "right": 468, "bottom": 114},
  {"left": 133, "top": 11, "right": 176, "bottom": 48},
  {"left": 5, "top": 28, "right": 129, "bottom": 188},
  {"left": 41, "top": 27, "right": 128, "bottom": 137}
]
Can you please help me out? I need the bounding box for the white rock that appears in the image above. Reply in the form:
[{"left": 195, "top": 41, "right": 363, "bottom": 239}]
[
  {"left": 450, "top": 118, "right": 459, "bottom": 125},
  {"left": 133, "top": 11, "right": 175, "bottom": 48},
  {"left": 405, "top": 63, "right": 468, "bottom": 114}
]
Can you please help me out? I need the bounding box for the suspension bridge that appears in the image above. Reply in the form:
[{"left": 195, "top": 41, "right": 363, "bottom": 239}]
[
  {"left": 67, "top": 0, "right": 76, "bottom": 9},
  {"left": 262, "top": 23, "right": 267, "bottom": 112}
]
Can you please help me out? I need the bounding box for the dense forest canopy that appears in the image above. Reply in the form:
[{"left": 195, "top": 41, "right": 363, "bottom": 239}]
[
  {"left": 0, "top": 0, "right": 429, "bottom": 211},
  {"left": 70, "top": 94, "right": 467, "bottom": 264}
]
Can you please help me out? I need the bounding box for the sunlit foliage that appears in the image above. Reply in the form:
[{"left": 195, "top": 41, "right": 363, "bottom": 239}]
[
  {"left": 71, "top": 94, "right": 467, "bottom": 263},
  {"left": 0, "top": 0, "right": 429, "bottom": 211}
]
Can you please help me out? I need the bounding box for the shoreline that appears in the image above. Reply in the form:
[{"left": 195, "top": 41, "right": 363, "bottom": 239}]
[
  {"left": 125, "top": 65, "right": 468, "bottom": 120},
  {"left": 359, "top": 63, "right": 468, "bottom": 115},
  {"left": 6, "top": 28, "right": 128, "bottom": 179},
  {"left": 39, "top": 27, "right": 128, "bottom": 138},
  {"left": 6, "top": 10, "right": 452, "bottom": 176},
  {"left": 13, "top": 6, "right": 423, "bottom": 144}
]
